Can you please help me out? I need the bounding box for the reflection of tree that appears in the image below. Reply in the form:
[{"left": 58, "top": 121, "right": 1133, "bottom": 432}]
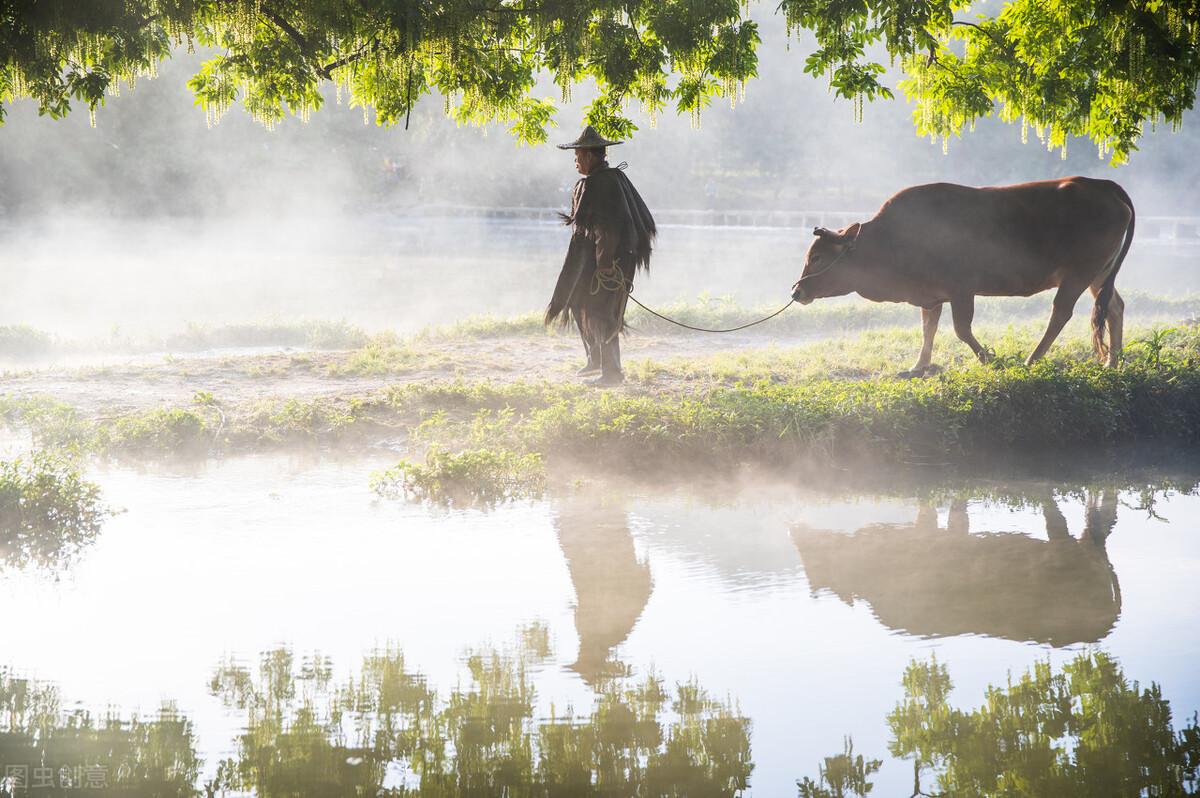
[
  {"left": 210, "top": 627, "right": 751, "bottom": 796},
  {"left": 0, "top": 667, "right": 198, "bottom": 796},
  {"left": 208, "top": 649, "right": 383, "bottom": 796},
  {"left": 552, "top": 496, "right": 652, "bottom": 684},
  {"left": 796, "top": 737, "right": 881, "bottom": 798},
  {"left": 887, "top": 652, "right": 1200, "bottom": 797},
  {"left": 792, "top": 492, "right": 1121, "bottom": 645}
]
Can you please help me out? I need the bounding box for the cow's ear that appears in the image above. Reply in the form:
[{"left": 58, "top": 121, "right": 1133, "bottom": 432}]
[{"left": 845, "top": 222, "right": 862, "bottom": 248}]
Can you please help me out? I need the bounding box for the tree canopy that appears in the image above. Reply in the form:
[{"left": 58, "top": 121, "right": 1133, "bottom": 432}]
[{"left": 1, "top": 0, "right": 1197, "bottom": 162}]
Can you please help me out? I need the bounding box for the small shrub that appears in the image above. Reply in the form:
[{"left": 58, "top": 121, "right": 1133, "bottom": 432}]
[
  {"left": 0, "top": 451, "right": 110, "bottom": 570},
  {"left": 370, "top": 446, "right": 546, "bottom": 507},
  {"left": 0, "top": 396, "right": 93, "bottom": 450},
  {"left": 0, "top": 325, "right": 54, "bottom": 358},
  {"left": 102, "top": 407, "right": 212, "bottom": 452},
  {"left": 329, "top": 342, "right": 422, "bottom": 376}
]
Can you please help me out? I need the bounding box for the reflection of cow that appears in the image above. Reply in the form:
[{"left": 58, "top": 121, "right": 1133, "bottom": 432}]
[
  {"left": 791, "top": 493, "right": 1120, "bottom": 646},
  {"left": 553, "top": 496, "right": 652, "bottom": 684}
]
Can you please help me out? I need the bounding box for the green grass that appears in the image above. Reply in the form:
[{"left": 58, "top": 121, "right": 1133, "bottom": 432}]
[
  {"left": 3, "top": 325, "right": 1198, "bottom": 471},
  {"left": 419, "top": 311, "right": 549, "bottom": 340},
  {"left": 160, "top": 319, "right": 369, "bottom": 351},
  {"left": 0, "top": 396, "right": 90, "bottom": 450},
  {"left": 0, "top": 393, "right": 358, "bottom": 454},
  {"left": 416, "top": 291, "right": 1200, "bottom": 340},
  {"left": 623, "top": 320, "right": 1198, "bottom": 385},
  {"left": 0, "top": 320, "right": 371, "bottom": 360},
  {"left": 325, "top": 340, "right": 439, "bottom": 377},
  {"left": 378, "top": 324, "right": 1200, "bottom": 468}
]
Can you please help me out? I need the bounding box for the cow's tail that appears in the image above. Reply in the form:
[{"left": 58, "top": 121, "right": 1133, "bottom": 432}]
[{"left": 1092, "top": 182, "right": 1135, "bottom": 363}]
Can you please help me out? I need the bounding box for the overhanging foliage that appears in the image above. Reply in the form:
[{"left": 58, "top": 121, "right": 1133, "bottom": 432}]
[{"left": 0, "top": 1, "right": 1196, "bottom": 160}]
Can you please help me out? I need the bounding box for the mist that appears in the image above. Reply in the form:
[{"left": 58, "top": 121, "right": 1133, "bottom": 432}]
[
  {"left": 4, "top": 8, "right": 1200, "bottom": 797},
  {"left": 1, "top": 12, "right": 1198, "bottom": 341}
]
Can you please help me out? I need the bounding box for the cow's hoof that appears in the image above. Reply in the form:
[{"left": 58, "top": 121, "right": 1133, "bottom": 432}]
[
  {"left": 897, "top": 364, "right": 941, "bottom": 379},
  {"left": 577, "top": 362, "right": 601, "bottom": 376}
]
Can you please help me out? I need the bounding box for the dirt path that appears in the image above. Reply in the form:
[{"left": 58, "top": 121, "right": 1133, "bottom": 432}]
[{"left": 0, "top": 332, "right": 808, "bottom": 415}]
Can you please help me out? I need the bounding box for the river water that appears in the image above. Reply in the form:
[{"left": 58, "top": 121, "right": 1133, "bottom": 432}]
[
  {"left": 1, "top": 452, "right": 1198, "bottom": 795},
  {"left": 2, "top": 215, "right": 1197, "bottom": 340}
]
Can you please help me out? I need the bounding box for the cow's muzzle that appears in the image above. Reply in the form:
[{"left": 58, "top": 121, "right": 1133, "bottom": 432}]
[{"left": 792, "top": 282, "right": 813, "bottom": 305}]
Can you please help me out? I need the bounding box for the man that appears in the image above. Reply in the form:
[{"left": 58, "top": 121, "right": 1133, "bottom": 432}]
[{"left": 545, "top": 126, "right": 656, "bottom": 385}]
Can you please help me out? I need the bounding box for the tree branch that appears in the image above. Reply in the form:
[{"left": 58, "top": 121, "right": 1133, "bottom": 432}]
[
  {"left": 320, "top": 38, "right": 380, "bottom": 76},
  {"left": 132, "top": 12, "right": 163, "bottom": 30},
  {"left": 259, "top": 4, "right": 326, "bottom": 76},
  {"left": 260, "top": 7, "right": 310, "bottom": 52},
  {"left": 951, "top": 20, "right": 1009, "bottom": 54}
]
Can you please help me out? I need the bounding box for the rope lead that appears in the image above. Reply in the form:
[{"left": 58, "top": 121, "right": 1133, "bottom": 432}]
[
  {"left": 626, "top": 293, "right": 795, "bottom": 333},
  {"left": 592, "top": 264, "right": 795, "bottom": 333}
]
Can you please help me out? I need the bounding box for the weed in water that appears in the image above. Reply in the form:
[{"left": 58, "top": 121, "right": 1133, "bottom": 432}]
[
  {"left": 0, "top": 451, "right": 111, "bottom": 571},
  {"left": 371, "top": 445, "right": 546, "bottom": 507}
]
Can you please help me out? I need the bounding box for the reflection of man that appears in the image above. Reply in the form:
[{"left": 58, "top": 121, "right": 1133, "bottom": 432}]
[
  {"left": 545, "top": 126, "right": 656, "bottom": 385},
  {"left": 552, "top": 495, "right": 652, "bottom": 684}
]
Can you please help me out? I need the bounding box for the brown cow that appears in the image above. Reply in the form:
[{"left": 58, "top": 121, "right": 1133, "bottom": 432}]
[{"left": 791, "top": 177, "right": 1136, "bottom": 375}]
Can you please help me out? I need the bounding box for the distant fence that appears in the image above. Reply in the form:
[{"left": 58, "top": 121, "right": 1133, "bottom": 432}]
[{"left": 408, "top": 204, "right": 1200, "bottom": 243}]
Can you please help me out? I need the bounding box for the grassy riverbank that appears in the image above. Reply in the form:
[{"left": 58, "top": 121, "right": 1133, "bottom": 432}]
[{"left": 4, "top": 323, "right": 1197, "bottom": 477}]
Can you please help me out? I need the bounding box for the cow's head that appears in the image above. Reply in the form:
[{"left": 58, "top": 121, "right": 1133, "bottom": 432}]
[{"left": 792, "top": 225, "right": 861, "bottom": 305}]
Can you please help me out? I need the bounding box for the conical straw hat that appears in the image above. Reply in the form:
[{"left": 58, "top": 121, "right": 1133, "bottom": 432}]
[{"left": 557, "top": 125, "right": 624, "bottom": 149}]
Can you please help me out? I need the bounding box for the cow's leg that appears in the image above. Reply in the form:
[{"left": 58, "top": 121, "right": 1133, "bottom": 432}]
[
  {"left": 1087, "top": 280, "right": 1125, "bottom": 367},
  {"left": 950, "top": 295, "right": 991, "bottom": 364},
  {"left": 1083, "top": 489, "right": 1118, "bottom": 547},
  {"left": 899, "top": 304, "right": 943, "bottom": 378},
  {"left": 1027, "top": 283, "right": 1086, "bottom": 364},
  {"left": 1106, "top": 290, "right": 1125, "bottom": 367}
]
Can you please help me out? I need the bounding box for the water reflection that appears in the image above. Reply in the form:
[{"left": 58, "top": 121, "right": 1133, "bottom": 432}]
[
  {"left": 4, "top": 457, "right": 1199, "bottom": 795},
  {"left": 888, "top": 651, "right": 1200, "bottom": 796},
  {"left": 796, "top": 738, "right": 880, "bottom": 798},
  {"left": 792, "top": 492, "right": 1122, "bottom": 645},
  {"left": 5, "top": 645, "right": 1198, "bottom": 797},
  {"left": 793, "top": 652, "right": 1200, "bottom": 797},
  {"left": 209, "top": 627, "right": 752, "bottom": 796},
  {"left": 552, "top": 495, "right": 652, "bottom": 684},
  {"left": 0, "top": 668, "right": 198, "bottom": 796}
]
